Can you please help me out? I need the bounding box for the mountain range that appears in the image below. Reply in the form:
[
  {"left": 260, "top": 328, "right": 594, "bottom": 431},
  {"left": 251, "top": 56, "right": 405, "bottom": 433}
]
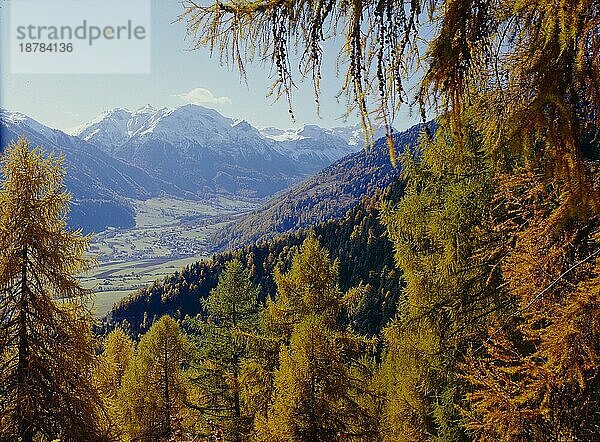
[
  {"left": 1, "top": 104, "right": 432, "bottom": 323},
  {"left": 0, "top": 104, "right": 408, "bottom": 240},
  {"left": 72, "top": 104, "right": 362, "bottom": 197}
]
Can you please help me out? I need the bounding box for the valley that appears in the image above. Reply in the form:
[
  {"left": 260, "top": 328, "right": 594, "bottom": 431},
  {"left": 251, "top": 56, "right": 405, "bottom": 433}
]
[
  {"left": 80, "top": 196, "right": 259, "bottom": 317},
  {"left": 0, "top": 104, "right": 384, "bottom": 318}
]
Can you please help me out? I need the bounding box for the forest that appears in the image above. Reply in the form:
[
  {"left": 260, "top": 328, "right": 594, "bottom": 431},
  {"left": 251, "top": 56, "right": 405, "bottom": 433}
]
[{"left": 1, "top": 1, "right": 599, "bottom": 441}]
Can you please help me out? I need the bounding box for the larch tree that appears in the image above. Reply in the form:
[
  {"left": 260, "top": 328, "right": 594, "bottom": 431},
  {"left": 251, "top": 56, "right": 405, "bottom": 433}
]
[
  {"left": 180, "top": 1, "right": 599, "bottom": 171},
  {"left": 98, "top": 327, "right": 135, "bottom": 395},
  {"left": 0, "top": 137, "right": 108, "bottom": 441},
  {"left": 186, "top": 259, "right": 260, "bottom": 442},
  {"left": 261, "top": 314, "right": 352, "bottom": 442},
  {"left": 94, "top": 327, "right": 135, "bottom": 438},
  {"left": 377, "top": 115, "right": 507, "bottom": 441},
  {"left": 118, "top": 315, "right": 193, "bottom": 441},
  {"left": 255, "top": 236, "right": 379, "bottom": 441},
  {"left": 461, "top": 167, "right": 600, "bottom": 440}
]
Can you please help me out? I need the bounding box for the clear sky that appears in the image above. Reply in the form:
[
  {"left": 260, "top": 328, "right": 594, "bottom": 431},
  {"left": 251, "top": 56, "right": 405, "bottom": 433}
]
[{"left": 0, "top": 0, "right": 419, "bottom": 132}]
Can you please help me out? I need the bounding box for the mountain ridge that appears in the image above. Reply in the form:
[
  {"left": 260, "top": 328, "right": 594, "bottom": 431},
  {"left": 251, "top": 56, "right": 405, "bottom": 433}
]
[
  {"left": 210, "top": 121, "right": 430, "bottom": 251},
  {"left": 75, "top": 104, "right": 368, "bottom": 195},
  {"left": 0, "top": 109, "right": 193, "bottom": 232}
]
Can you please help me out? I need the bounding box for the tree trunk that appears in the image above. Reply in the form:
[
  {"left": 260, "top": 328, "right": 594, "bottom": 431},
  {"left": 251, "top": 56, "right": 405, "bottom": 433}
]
[
  {"left": 232, "top": 303, "right": 242, "bottom": 442},
  {"left": 232, "top": 363, "right": 241, "bottom": 442},
  {"left": 17, "top": 245, "right": 33, "bottom": 442},
  {"left": 163, "top": 341, "right": 171, "bottom": 439}
]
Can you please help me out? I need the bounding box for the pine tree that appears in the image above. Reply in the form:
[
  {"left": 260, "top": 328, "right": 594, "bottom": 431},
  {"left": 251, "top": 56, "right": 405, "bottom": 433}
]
[
  {"left": 119, "top": 315, "right": 193, "bottom": 441},
  {"left": 187, "top": 259, "right": 260, "bottom": 442},
  {"left": 0, "top": 137, "right": 108, "bottom": 441}
]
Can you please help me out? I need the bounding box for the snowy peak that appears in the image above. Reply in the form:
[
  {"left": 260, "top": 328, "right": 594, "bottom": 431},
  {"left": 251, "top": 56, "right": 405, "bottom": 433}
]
[
  {"left": 0, "top": 108, "right": 58, "bottom": 141},
  {"left": 127, "top": 105, "right": 160, "bottom": 136},
  {"left": 331, "top": 124, "right": 393, "bottom": 147},
  {"left": 231, "top": 119, "right": 254, "bottom": 132},
  {"left": 131, "top": 104, "right": 239, "bottom": 145},
  {"left": 259, "top": 127, "right": 305, "bottom": 142},
  {"left": 257, "top": 123, "right": 357, "bottom": 169},
  {"left": 259, "top": 124, "right": 347, "bottom": 145},
  {"left": 0, "top": 108, "right": 30, "bottom": 125},
  {"left": 72, "top": 106, "right": 158, "bottom": 150},
  {"left": 75, "top": 104, "right": 269, "bottom": 151},
  {"left": 136, "top": 104, "right": 157, "bottom": 114}
]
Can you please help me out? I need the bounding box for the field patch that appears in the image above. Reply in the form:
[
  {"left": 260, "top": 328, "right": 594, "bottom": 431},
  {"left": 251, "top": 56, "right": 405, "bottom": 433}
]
[{"left": 80, "top": 196, "right": 258, "bottom": 317}]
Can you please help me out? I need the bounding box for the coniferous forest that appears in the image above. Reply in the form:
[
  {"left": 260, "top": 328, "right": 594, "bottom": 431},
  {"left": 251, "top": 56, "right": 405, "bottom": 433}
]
[{"left": 1, "top": 1, "right": 599, "bottom": 441}]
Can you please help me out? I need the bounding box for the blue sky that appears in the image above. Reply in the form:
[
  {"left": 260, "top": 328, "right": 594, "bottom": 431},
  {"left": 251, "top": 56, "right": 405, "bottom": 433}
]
[{"left": 0, "top": 0, "right": 419, "bottom": 132}]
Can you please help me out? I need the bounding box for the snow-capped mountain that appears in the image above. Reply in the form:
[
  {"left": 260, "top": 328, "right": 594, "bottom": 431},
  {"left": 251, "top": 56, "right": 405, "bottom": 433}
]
[
  {"left": 74, "top": 104, "right": 363, "bottom": 197},
  {"left": 0, "top": 109, "right": 188, "bottom": 232},
  {"left": 257, "top": 121, "right": 395, "bottom": 171},
  {"left": 331, "top": 124, "right": 395, "bottom": 147},
  {"left": 258, "top": 124, "right": 357, "bottom": 172},
  {"left": 1, "top": 109, "right": 60, "bottom": 143},
  {"left": 76, "top": 105, "right": 297, "bottom": 197}
]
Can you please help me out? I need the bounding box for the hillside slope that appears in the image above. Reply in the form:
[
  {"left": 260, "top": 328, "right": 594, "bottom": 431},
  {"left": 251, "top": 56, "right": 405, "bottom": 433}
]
[
  {"left": 210, "top": 122, "right": 429, "bottom": 250},
  {"left": 105, "top": 180, "right": 406, "bottom": 337}
]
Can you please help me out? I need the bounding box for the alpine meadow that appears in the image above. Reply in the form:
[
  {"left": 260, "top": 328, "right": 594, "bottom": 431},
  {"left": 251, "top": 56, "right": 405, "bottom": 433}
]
[{"left": 0, "top": 1, "right": 599, "bottom": 441}]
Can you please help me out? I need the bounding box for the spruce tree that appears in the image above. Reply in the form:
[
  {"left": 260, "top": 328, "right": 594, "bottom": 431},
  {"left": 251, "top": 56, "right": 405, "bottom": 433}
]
[{"left": 0, "top": 137, "right": 107, "bottom": 441}]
